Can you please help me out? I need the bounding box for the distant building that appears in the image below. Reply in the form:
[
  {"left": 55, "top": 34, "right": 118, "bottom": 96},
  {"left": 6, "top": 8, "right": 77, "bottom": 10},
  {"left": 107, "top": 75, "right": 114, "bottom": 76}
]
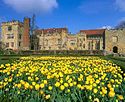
[
  {"left": 1, "top": 18, "right": 30, "bottom": 50},
  {"left": 1, "top": 17, "right": 125, "bottom": 55},
  {"left": 35, "top": 28, "right": 68, "bottom": 50},
  {"left": 35, "top": 29, "right": 105, "bottom": 51},
  {"left": 105, "top": 29, "right": 125, "bottom": 54}
]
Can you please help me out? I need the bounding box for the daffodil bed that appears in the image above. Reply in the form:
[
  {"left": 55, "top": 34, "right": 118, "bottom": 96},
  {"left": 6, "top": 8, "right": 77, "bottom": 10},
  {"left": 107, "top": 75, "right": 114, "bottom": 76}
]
[{"left": 0, "top": 56, "right": 125, "bottom": 102}]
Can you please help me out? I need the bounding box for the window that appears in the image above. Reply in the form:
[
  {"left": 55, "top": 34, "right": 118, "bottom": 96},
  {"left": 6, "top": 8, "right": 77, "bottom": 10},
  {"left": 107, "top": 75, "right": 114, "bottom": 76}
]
[
  {"left": 71, "top": 42, "right": 75, "bottom": 45},
  {"left": 83, "top": 44, "right": 85, "bottom": 48},
  {"left": 49, "top": 46, "right": 51, "bottom": 50},
  {"left": 6, "top": 43, "right": 9, "bottom": 47},
  {"left": 88, "top": 42, "right": 91, "bottom": 50},
  {"left": 83, "top": 38, "right": 85, "bottom": 41},
  {"left": 11, "top": 42, "right": 14, "bottom": 47},
  {"left": 19, "top": 42, "right": 21, "bottom": 47},
  {"left": 45, "top": 39, "right": 48, "bottom": 46},
  {"left": 80, "top": 43, "right": 82, "bottom": 47},
  {"left": 58, "top": 39, "right": 61, "bottom": 45},
  {"left": 19, "top": 34, "right": 22, "bottom": 39},
  {"left": 7, "top": 34, "right": 14, "bottom": 39},
  {"left": 79, "top": 39, "right": 82, "bottom": 42},
  {"left": 8, "top": 26, "right": 12, "bottom": 31},
  {"left": 112, "top": 36, "right": 118, "bottom": 43},
  {"left": 96, "top": 41, "right": 100, "bottom": 50}
]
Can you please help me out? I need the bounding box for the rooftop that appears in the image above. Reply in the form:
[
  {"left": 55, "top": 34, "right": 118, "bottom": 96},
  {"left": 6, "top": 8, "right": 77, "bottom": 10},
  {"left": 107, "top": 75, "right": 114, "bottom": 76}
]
[{"left": 80, "top": 29, "right": 105, "bottom": 35}]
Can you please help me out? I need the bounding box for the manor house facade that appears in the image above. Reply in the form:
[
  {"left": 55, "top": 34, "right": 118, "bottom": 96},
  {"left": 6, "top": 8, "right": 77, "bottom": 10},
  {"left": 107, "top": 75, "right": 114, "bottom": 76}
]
[{"left": 1, "top": 17, "right": 125, "bottom": 54}]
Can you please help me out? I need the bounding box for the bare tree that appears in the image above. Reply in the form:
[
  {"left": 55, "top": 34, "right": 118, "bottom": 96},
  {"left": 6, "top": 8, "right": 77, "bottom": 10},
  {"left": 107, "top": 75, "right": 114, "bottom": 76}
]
[{"left": 115, "top": 21, "right": 125, "bottom": 29}]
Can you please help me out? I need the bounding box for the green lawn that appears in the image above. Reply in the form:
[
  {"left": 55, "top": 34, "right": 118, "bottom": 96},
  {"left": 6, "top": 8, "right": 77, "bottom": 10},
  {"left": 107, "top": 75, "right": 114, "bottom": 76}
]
[
  {"left": 0, "top": 56, "right": 20, "bottom": 64},
  {"left": 102, "top": 56, "right": 125, "bottom": 72}
]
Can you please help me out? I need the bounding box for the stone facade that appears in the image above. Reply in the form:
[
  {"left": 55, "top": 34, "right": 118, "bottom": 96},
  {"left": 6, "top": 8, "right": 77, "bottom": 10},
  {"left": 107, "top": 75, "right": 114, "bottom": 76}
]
[
  {"left": 105, "top": 29, "right": 125, "bottom": 54},
  {"left": 1, "top": 17, "right": 125, "bottom": 54},
  {"left": 35, "top": 29, "right": 104, "bottom": 51},
  {"left": 1, "top": 18, "right": 30, "bottom": 50},
  {"left": 35, "top": 28, "right": 68, "bottom": 50}
]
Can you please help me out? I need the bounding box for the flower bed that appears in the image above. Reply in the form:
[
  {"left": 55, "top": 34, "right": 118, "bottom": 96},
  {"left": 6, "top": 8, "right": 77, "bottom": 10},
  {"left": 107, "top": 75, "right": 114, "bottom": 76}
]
[{"left": 0, "top": 56, "right": 125, "bottom": 102}]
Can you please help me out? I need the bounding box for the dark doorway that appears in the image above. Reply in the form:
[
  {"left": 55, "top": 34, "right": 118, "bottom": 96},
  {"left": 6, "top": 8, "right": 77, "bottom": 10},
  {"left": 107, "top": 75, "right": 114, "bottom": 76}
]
[{"left": 113, "top": 46, "right": 118, "bottom": 53}]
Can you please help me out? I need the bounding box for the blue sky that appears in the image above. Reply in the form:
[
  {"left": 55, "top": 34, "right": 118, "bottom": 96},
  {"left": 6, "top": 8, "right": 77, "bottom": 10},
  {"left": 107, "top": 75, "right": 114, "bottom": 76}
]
[{"left": 0, "top": 0, "right": 125, "bottom": 33}]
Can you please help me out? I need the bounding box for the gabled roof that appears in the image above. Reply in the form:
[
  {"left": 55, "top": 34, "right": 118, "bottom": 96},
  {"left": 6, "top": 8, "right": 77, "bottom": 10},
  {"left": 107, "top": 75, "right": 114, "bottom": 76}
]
[{"left": 80, "top": 29, "right": 105, "bottom": 35}]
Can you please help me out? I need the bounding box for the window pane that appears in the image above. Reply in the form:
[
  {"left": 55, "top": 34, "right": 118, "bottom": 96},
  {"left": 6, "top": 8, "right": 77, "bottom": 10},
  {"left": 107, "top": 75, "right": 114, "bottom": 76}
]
[
  {"left": 112, "top": 36, "right": 118, "bottom": 42},
  {"left": 8, "top": 26, "right": 12, "bottom": 31}
]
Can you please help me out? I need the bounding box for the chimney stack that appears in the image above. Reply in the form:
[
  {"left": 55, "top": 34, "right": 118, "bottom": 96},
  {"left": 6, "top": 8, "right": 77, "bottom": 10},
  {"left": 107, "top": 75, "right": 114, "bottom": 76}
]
[{"left": 22, "top": 17, "right": 30, "bottom": 50}]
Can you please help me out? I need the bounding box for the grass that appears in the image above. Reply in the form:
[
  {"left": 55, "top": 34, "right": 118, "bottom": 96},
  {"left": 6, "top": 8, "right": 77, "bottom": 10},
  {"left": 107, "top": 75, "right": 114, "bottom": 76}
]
[
  {"left": 0, "top": 56, "right": 20, "bottom": 64},
  {"left": 102, "top": 55, "right": 125, "bottom": 72}
]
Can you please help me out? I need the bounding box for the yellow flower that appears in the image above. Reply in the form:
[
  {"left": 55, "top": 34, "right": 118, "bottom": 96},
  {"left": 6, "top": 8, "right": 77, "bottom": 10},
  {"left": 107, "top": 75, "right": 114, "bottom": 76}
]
[
  {"left": 60, "top": 80, "right": 63, "bottom": 84},
  {"left": 93, "top": 98, "right": 99, "bottom": 102},
  {"left": 8, "top": 78, "right": 12, "bottom": 82},
  {"left": 93, "top": 88, "right": 98, "bottom": 94},
  {"left": 17, "top": 84, "right": 21, "bottom": 88},
  {"left": 59, "top": 72, "right": 63, "bottom": 77},
  {"left": 40, "top": 83, "right": 45, "bottom": 88},
  {"left": 73, "top": 82, "right": 77, "bottom": 85},
  {"left": 45, "top": 94, "right": 51, "bottom": 100},
  {"left": 28, "top": 77, "right": 32, "bottom": 80},
  {"left": 77, "top": 84, "right": 81, "bottom": 89},
  {"left": 47, "top": 75, "right": 51, "bottom": 79},
  {"left": 93, "top": 83, "right": 97, "bottom": 87},
  {"left": 32, "top": 82, "right": 36, "bottom": 86},
  {"left": 43, "top": 80, "right": 47, "bottom": 84},
  {"left": 67, "top": 89, "right": 70, "bottom": 93},
  {"left": 102, "top": 87, "right": 107, "bottom": 95},
  {"left": 108, "top": 91, "right": 115, "bottom": 97},
  {"left": 35, "top": 77, "right": 39, "bottom": 81},
  {"left": 117, "top": 95, "right": 124, "bottom": 100},
  {"left": 107, "top": 83, "right": 112, "bottom": 88},
  {"left": 17, "top": 91, "right": 20, "bottom": 94},
  {"left": 40, "top": 90, "right": 44, "bottom": 95},
  {"left": 89, "top": 96, "right": 92, "bottom": 100},
  {"left": 110, "top": 87, "right": 114, "bottom": 91},
  {"left": 35, "top": 84, "right": 40, "bottom": 90},
  {"left": 30, "top": 85, "right": 33, "bottom": 89},
  {"left": 55, "top": 82, "right": 60, "bottom": 87},
  {"left": 24, "top": 82, "right": 30, "bottom": 89},
  {"left": 69, "top": 83, "right": 73, "bottom": 87},
  {"left": 60, "top": 85, "right": 65, "bottom": 90},
  {"left": 48, "top": 86, "right": 53, "bottom": 90},
  {"left": 4, "top": 78, "right": 8, "bottom": 82},
  {"left": 96, "top": 80, "right": 100, "bottom": 84},
  {"left": 111, "top": 79, "right": 114, "bottom": 83},
  {"left": 64, "top": 83, "right": 69, "bottom": 87},
  {"left": 66, "top": 76, "right": 70, "bottom": 81}
]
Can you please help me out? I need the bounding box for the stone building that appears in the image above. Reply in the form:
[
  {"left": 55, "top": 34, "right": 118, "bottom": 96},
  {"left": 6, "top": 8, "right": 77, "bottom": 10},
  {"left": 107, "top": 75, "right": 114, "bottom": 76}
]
[
  {"left": 1, "top": 17, "right": 125, "bottom": 55},
  {"left": 1, "top": 18, "right": 30, "bottom": 50},
  {"left": 80, "top": 29, "right": 105, "bottom": 51},
  {"left": 35, "top": 28, "right": 68, "bottom": 50},
  {"left": 105, "top": 29, "right": 125, "bottom": 54},
  {"left": 35, "top": 29, "right": 104, "bottom": 51}
]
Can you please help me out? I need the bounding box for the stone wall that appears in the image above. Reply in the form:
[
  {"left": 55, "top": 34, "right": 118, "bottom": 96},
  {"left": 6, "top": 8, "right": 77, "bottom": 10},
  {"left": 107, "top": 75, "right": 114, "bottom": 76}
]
[
  {"left": 1, "top": 21, "right": 23, "bottom": 50},
  {"left": 105, "top": 29, "right": 125, "bottom": 54}
]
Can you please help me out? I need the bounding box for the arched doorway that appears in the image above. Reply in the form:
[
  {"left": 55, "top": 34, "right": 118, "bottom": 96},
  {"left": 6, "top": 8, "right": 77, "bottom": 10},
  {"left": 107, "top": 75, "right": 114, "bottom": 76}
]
[{"left": 113, "top": 46, "right": 118, "bottom": 53}]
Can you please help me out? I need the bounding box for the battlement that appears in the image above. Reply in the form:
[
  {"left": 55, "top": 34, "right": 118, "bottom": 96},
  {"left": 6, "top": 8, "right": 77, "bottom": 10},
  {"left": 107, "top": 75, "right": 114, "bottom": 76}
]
[{"left": 1, "top": 20, "right": 23, "bottom": 26}]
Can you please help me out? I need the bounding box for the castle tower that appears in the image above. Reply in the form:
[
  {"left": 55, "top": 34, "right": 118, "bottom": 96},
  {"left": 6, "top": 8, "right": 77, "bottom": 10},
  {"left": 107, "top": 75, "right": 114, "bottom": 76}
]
[{"left": 22, "top": 18, "right": 30, "bottom": 50}]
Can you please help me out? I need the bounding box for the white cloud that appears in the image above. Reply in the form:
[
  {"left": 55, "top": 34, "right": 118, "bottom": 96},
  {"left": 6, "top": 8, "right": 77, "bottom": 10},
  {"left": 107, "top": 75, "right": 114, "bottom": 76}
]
[
  {"left": 101, "top": 26, "right": 112, "bottom": 30},
  {"left": 3, "top": 0, "right": 58, "bottom": 14},
  {"left": 115, "top": 0, "right": 125, "bottom": 11}
]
